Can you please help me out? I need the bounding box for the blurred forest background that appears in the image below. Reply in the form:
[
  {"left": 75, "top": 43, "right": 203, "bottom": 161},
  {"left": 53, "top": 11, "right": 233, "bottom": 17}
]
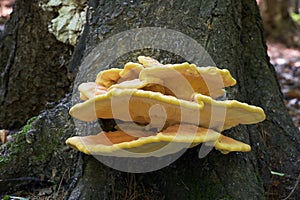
[
  {"left": 0, "top": 0, "right": 300, "bottom": 199},
  {"left": 258, "top": 0, "right": 300, "bottom": 130}
]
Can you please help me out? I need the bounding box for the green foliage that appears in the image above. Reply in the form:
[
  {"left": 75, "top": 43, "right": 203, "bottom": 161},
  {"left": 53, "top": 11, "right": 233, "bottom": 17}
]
[
  {"left": 290, "top": 12, "right": 300, "bottom": 24},
  {"left": 1, "top": 195, "right": 10, "bottom": 200}
]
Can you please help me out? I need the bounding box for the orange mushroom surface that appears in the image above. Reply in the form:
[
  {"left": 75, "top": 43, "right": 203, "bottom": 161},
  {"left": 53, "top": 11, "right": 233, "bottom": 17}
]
[
  {"left": 70, "top": 88, "right": 265, "bottom": 131},
  {"left": 139, "top": 63, "right": 236, "bottom": 99},
  {"left": 96, "top": 68, "right": 122, "bottom": 88},
  {"left": 66, "top": 124, "right": 250, "bottom": 157},
  {"left": 138, "top": 56, "right": 164, "bottom": 68},
  {"left": 67, "top": 56, "right": 266, "bottom": 157},
  {"left": 78, "top": 82, "right": 108, "bottom": 100},
  {"left": 95, "top": 56, "right": 236, "bottom": 99},
  {"left": 70, "top": 88, "right": 203, "bottom": 127},
  {"left": 96, "top": 62, "right": 144, "bottom": 88}
]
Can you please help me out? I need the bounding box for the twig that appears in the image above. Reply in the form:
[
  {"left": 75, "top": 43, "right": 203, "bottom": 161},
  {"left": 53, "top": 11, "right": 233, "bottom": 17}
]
[{"left": 56, "top": 169, "right": 69, "bottom": 194}]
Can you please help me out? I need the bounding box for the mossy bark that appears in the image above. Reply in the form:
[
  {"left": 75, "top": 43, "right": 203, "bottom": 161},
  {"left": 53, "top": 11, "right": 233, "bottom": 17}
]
[
  {"left": 0, "top": 96, "right": 78, "bottom": 195},
  {"left": 68, "top": 0, "right": 300, "bottom": 199}
]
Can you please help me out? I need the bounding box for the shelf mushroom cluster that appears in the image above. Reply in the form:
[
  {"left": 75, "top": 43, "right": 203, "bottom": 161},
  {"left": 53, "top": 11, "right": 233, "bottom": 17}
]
[{"left": 66, "top": 56, "right": 266, "bottom": 157}]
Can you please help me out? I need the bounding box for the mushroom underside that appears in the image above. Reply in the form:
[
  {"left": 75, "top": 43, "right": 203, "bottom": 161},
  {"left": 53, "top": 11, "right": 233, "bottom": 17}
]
[{"left": 66, "top": 124, "right": 251, "bottom": 157}]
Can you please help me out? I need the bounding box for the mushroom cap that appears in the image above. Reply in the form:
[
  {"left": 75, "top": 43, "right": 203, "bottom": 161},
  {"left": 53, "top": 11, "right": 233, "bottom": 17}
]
[
  {"left": 69, "top": 88, "right": 265, "bottom": 131},
  {"left": 214, "top": 134, "right": 251, "bottom": 154},
  {"left": 96, "top": 62, "right": 144, "bottom": 88},
  {"left": 96, "top": 68, "right": 122, "bottom": 87},
  {"left": 69, "top": 88, "right": 203, "bottom": 127},
  {"left": 109, "top": 78, "right": 169, "bottom": 95},
  {"left": 78, "top": 82, "right": 108, "bottom": 100},
  {"left": 66, "top": 124, "right": 250, "bottom": 157},
  {"left": 139, "top": 63, "right": 236, "bottom": 99},
  {"left": 138, "top": 56, "right": 164, "bottom": 68},
  {"left": 109, "top": 79, "right": 149, "bottom": 90},
  {"left": 95, "top": 58, "right": 236, "bottom": 99},
  {"left": 193, "top": 93, "right": 266, "bottom": 130},
  {"left": 118, "top": 62, "right": 144, "bottom": 81}
]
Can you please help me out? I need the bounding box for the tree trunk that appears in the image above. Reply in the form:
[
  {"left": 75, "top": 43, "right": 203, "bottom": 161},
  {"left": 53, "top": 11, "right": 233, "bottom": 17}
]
[
  {"left": 0, "top": 0, "right": 73, "bottom": 129},
  {"left": 67, "top": 0, "right": 300, "bottom": 199},
  {"left": 0, "top": 0, "right": 299, "bottom": 199},
  {"left": 259, "top": 0, "right": 300, "bottom": 47}
]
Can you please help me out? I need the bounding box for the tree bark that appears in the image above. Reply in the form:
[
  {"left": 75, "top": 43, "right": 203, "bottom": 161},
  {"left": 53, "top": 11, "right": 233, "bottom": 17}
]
[
  {"left": 0, "top": 0, "right": 73, "bottom": 129},
  {"left": 67, "top": 0, "right": 300, "bottom": 199},
  {"left": 0, "top": 96, "right": 78, "bottom": 195}
]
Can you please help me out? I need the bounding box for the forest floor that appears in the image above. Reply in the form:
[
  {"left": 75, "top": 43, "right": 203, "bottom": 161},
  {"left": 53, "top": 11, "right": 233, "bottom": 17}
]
[{"left": 267, "top": 40, "right": 300, "bottom": 130}]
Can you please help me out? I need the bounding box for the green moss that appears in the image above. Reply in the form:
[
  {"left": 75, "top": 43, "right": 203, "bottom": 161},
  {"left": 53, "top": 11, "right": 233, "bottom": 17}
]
[
  {"left": 30, "top": 153, "right": 45, "bottom": 162},
  {"left": 0, "top": 151, "right": 11, "bottom": 164},
  {"left": 19, "top": 116, "right": 38, "bottom": 135},
  {"left": 0, "top": 116, "right": 38, "bottom": 166},
  {"left": 12, "top": 116, "right": 37, "bottom": 151},
  {"left": 0, "top": 156, "right": 9, "bottom": 164}
]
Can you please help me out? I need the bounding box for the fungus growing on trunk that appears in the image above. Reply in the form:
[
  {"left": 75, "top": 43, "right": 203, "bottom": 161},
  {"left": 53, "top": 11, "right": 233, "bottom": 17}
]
[
  {"left": 66, "top": 124, "right": 250, "bottom": 157},
  {"left": 70, "top": 88, "right": 265, "bottom": 131},
  {"left": 66, "top": 56, "right": 265, "bottom": 157},
  {"left": 78, "top": 82, "right": 108, "bottom": 100}
]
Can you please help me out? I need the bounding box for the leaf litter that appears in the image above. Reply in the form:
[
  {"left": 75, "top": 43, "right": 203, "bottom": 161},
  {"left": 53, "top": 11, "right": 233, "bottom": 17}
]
[{"left": 267, "top": 41, "right": 300, "bottom": 130}]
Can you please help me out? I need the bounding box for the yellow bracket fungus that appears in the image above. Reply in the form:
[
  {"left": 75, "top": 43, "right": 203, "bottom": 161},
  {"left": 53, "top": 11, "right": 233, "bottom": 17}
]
[
  {"left": 70, "top": 88, "right": 265, "bottom": 131},
  {"left": 66, "top": 124, "right": 250, "bottom": 157},
  {"left": 67, "top": 56, "right": 265, "bottom": 157},
  {"left": 139, "top": 63, "right": 236, "bottom": 99}
]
